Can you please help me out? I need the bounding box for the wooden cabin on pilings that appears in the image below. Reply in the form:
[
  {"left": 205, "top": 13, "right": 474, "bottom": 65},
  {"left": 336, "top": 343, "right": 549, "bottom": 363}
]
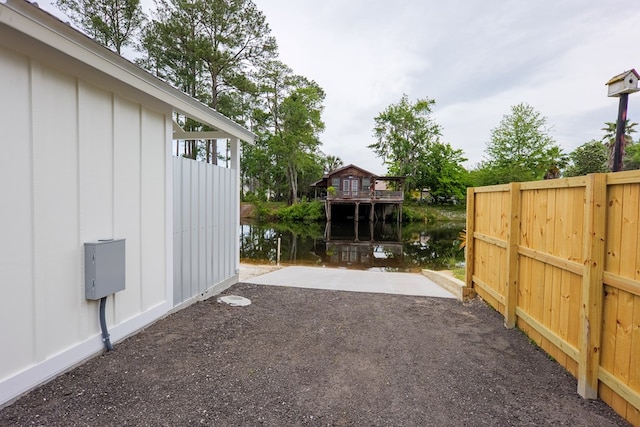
[{"left": 311, "top": 164, "right": 405, "bottom": 223}]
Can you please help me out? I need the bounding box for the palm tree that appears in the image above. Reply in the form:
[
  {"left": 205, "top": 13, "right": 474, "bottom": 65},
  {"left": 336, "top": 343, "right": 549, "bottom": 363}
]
[
  {"left": 602, "top": 120, "right": 637, "bottom": 170},
  {"left": 324, "top": 155, "right": 344, "bottom": 174}
]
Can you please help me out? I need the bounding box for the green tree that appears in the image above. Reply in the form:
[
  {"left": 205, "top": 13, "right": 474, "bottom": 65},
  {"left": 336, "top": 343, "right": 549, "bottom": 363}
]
[
  {"left": 624, "top": 140, "right": 640, "bottom": 170},
  {"left": 140, "top": 0, "right": 277, "bottom": 161},
  {"left": 416, "top": 142, "right": 468, "bottom": 203},
  {"left": 602, "top": 121, "right": 638, "bottom": 171},
  {"left": 323, "top": 155, "right": 344, "bottom": 174},
  {"left": 142, "top": 0, "right": 276, "bottom": 111},
  {"left": 469, "top": 161, "right": 530, "bottom": 187},
  {"left": 296, "top": 152, "right": 325, "bottom": 201},
  {"left": 55, "top": 0, "right": 145, "bottom": 54},
  {"left": 139, "top": 2, "right": 205, "bottom": 97},
  {"left": 481, "top": 103, "right": 565, "bottom": 184},
  {"left": 274, "top": 79, "right": 325, "bottom": 204},
  {"left": 369, "top": 94, "right": 441, "bottom": 193},
  {"left": 240, "top": 140, "right": 271, "bottom": 200},
  {"left": 251, "top": 61, "right": 325, "bottom": 204},
  {"left": 564, "top": 140, "right": 609, "bottom": 177}
]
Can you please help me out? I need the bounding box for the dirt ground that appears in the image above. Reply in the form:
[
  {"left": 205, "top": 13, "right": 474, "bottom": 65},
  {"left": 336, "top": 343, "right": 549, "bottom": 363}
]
[{"left": 0, "top": 283, "right": 628, "bottom": 426}]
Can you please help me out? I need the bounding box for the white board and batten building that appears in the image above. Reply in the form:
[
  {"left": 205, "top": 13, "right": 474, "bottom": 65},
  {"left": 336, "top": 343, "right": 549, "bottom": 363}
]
[{"left": 0, "top": 0, "right": 255, "bottom": 406}]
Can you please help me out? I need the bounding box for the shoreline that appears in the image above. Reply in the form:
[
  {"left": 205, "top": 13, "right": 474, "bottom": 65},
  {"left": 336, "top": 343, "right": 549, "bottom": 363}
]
[{"left": 239, "top": 262, "right": 282, "bottom": 281}]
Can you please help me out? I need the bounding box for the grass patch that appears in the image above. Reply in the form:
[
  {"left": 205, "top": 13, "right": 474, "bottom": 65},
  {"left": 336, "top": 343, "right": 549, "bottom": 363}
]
[
  {"left": 451, "top": 267, "right": 466, "bottom": 281},
  {"left": 401, "top": 203, "right": 466, "bottom": 223}
]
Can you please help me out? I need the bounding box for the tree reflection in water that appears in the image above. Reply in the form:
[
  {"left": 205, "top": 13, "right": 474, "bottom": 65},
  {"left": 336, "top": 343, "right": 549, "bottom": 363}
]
[{"left": 239, "top": 220, "right": 465, "bottom": 272}]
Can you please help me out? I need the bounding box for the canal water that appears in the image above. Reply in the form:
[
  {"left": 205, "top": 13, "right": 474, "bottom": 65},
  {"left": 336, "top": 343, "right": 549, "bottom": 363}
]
[{"left": 240, "top": 220, "right": 465, "bottom": 272}]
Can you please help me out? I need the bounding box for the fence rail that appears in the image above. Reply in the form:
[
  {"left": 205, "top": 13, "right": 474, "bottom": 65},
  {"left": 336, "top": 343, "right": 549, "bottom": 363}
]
[{"left": 465, "top": 170, "right": 640, "bottom": 426}]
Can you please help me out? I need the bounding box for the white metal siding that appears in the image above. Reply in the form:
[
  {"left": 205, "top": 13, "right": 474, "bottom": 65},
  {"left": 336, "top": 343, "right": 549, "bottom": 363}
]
[
  {"left": 173, "top": 157, "right": 237, "bottom": 305},
  {"left": 113, "top": 97, "right": 143, "bottom": 321},
  {"left": 141, "top": 109, "right": 167, "bottom": 309},
  {"left": 0, "top": 46, "right": 35, "bottom": 376},
  {"left": 0, "top": 47, "right": 169, "bottom": 391},
  {"left": 78, "top": 82, "right": 115, "bottom": 341},
  {"left": 32, "top": 62, "right": 81, "bottom": 358}
]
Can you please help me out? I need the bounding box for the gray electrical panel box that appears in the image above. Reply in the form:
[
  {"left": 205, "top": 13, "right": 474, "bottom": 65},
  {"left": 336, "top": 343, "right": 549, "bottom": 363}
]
[{"left": 84, "top": 239, "right": 126, "bottom": 300}]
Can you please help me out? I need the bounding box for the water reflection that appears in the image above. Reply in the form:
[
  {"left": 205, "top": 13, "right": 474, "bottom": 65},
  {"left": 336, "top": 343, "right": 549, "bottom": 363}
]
[{"left": 240, "top": 220, "right": 465, "bottom": 272}]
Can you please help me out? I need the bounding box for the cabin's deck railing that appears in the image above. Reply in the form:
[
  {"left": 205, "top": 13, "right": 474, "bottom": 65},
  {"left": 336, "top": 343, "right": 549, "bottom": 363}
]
[{"left": 327, "top": 190, "right": 403, "bottom": 201}]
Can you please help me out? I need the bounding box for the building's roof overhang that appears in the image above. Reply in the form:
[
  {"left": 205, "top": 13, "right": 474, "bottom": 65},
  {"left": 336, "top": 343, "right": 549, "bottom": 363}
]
[
  {"left": 172, "top": 121, "right": 235, "bottom": 140},
  {"left": 310, "top": 163, "right": 405, "bottom": 187},
  {"left": 0, "top": 0, "right": 256, "bottom": 144},
  {"left": 329, "top": 164, "right": 378, "bottom": 178}
]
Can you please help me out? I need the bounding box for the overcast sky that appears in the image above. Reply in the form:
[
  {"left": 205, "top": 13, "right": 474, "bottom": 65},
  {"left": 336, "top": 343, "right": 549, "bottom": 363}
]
[
  {"left": 254, "top": 0, "right": 640, "bottom": 174},
  {"left": 39, "top": 0, "right": 640, "bottom": 175}
]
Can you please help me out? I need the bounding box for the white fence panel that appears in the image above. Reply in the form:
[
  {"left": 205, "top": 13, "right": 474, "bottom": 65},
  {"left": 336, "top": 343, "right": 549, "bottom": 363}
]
[{"left": 173, "top": 157, "right": 237, "bottom": 305}]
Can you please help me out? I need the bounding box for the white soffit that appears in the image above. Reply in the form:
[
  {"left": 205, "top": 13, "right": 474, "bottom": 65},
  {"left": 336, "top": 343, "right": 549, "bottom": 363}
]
[{"left": 172, "top": 120, "right": 234, "bottom": 140}]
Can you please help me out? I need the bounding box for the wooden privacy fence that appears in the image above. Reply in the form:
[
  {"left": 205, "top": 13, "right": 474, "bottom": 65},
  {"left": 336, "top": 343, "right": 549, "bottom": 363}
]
[{"left": 465, "top": 170, "right": 640, "bottom": 426}]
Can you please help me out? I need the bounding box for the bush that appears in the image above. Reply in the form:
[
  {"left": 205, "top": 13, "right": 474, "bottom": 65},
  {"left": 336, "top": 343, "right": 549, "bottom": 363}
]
[
  {"left": 243, "top": 192, "right": 267, "bottom": 203},
  {"left": 276, "top": 201, "right": 325, "bottom": 222},
  {"left": 242, "top": 194, "right": 275, "bottom": 221},
  {"left": 399, "top": 206, "right": 430, "bottom": 223},
  {"left": 254, "top": 203, "right": 272, "bottom": 221}
]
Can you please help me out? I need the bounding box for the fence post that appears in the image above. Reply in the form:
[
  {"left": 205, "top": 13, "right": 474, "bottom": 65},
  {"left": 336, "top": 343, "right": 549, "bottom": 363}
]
[
  {"left": 464, "top": 187, "right": 476, "bottom": 301},
  {"left": 577, "top": 173, "right": 607, "bottom": 399},
  {"left": 504, "top": 182, "right": 521, "bottom": 328}
]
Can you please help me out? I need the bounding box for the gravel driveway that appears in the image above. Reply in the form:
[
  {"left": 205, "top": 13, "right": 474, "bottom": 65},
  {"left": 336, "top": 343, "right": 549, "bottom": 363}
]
[{"left": 0, "top": 283, "right": 628, "bottom": 426}]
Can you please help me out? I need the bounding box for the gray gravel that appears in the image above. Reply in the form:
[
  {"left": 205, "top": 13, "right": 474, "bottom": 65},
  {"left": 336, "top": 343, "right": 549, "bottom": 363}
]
[{"left": 0, "top": 283, "right": 629, "bottom": 426}]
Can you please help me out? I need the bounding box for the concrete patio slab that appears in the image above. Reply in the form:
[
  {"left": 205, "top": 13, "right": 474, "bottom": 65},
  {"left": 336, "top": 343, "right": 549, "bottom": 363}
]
[{"left": 241, "top": 265, "right": 456, "bottom": 298}]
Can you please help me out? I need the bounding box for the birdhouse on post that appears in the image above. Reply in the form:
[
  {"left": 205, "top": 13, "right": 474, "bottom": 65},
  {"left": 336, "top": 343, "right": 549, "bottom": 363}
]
[
  {"left": 606, "top": 69, "right": 640, "bottom": 97},
  {"left": 605, "top": 68, "right": 639, "bottom": 172}
]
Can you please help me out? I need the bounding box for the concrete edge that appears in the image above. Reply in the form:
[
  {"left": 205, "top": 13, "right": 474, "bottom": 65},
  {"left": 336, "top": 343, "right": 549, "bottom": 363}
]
[{"left": 421, "top": 269, "right": 475, "bottom": 302}]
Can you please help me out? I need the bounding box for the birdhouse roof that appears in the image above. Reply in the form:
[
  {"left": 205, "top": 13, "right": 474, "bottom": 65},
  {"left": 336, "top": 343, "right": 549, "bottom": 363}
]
[{"left": 606, "top": 69, "right": 640, "bottom": 85}]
